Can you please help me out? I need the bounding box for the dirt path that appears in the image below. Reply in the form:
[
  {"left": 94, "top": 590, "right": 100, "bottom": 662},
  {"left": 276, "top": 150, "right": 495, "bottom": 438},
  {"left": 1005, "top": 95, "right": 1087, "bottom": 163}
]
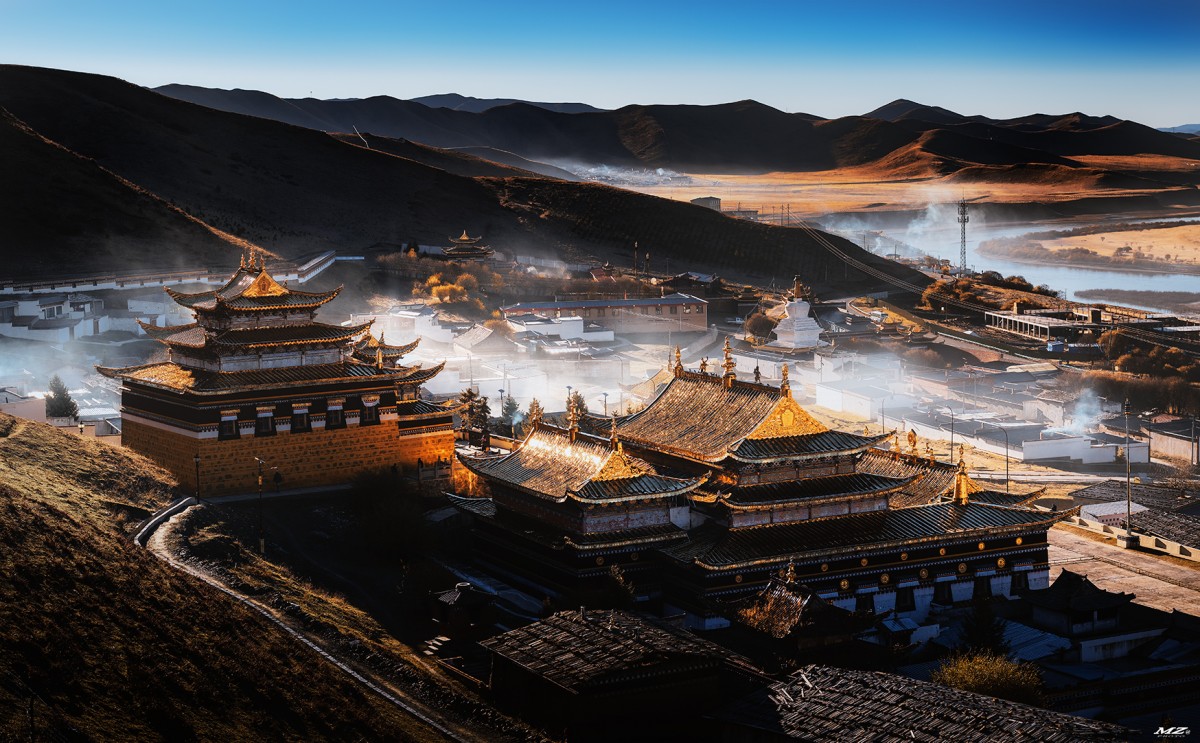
[
  {"left": 1048, "top": 524, "right": 1200, "bottom": 614},
  {"left": 142, "top": 504, "right": 475, "bottom": 743}
]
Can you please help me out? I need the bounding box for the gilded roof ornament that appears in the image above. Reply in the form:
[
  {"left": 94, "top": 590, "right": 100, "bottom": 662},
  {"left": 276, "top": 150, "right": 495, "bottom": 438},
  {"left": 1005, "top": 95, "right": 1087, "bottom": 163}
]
[
  {"left": 674, "top": 345, "right": 683, "bottom": 377},
  {"left": 722, "top": 337, "right": 736, "bottom": 385},
  {"left": 753, "top": 365, "right": 761, "bottom": 383},
  {"left": 567, "top": 399, "right": 580, "bottom": 441},
  {"left": 780, "top": 363, "right": 790, "bottom": 396},
  {"left": 908, "top": 429, "right": 918, "bottom": 457},
  {"left": 699, "top": 357, "right": 709, "bottom": 374}
]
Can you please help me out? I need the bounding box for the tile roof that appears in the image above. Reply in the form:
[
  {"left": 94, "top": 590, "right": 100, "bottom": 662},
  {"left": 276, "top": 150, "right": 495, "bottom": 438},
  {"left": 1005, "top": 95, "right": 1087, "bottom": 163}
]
[
  {"left": 97, "top": 360, "right": 443, "bottom": 393},
  {"left": 458, "top": 425, "right": 704, "bottom": 503},
  {"left": 714, "top": 665, "right": 1128, "bottom": 741},
  {"left": 617, "top": 372, "right": 823, "bottom": 462},
  {"left": 662, "top": 502, "right": 1069, "bottom": 568},
  {"left": 1131, "top": 508, "right": 1200, "bottom": 548},
  {"left": 481, "top": 610, "right": 751, "bottom": 693},
  {"left": 727, "top": 431, "right": 887, "bottom": 462},
  {"left": 503, "top": 293, "right": 705, "bottom": 312},
  {"left": 165, "top": 268, "right": 340, "bottom": 311},
  {"left": 1071, "top": 480, "right": 1200, "bottom": 512},
  {"left": 857, "top": 451, "right": 959, "bottom": 507},
  {"left": 721, "top": 473, "right": 914, "bottom": 506}
]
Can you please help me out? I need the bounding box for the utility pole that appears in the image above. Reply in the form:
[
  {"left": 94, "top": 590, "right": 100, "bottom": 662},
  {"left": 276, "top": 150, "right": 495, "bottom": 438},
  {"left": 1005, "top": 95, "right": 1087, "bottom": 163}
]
[
  {"left": 256, "top": 457, "right": 265, "bottom": 555},
  {"left": 957, "top": 198, "right": 969, "bottom": 276},
  {"left": 1123, "top": 399, "right": 1134, "bottom": 549}
]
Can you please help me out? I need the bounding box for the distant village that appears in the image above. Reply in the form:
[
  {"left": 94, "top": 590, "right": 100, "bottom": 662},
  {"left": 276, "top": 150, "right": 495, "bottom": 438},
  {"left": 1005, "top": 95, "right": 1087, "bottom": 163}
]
[{"left": 4, "top": 228, "right": 1200, "bottom": 739}]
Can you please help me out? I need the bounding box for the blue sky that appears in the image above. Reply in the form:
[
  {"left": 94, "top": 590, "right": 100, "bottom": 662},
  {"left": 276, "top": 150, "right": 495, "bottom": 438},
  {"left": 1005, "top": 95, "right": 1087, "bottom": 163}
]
[{"left": 4, "top": 0, "right": 1198, "bottom": 125}]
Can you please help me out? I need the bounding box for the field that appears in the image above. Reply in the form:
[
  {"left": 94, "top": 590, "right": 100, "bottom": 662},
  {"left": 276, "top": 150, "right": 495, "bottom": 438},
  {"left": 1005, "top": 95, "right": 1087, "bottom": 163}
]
[
  {"left": 628, "top": 159, "right": 1200, "bottom": 221},
  {"left": 1039, "top": 223, "right": 1200, "bottom": 265}
]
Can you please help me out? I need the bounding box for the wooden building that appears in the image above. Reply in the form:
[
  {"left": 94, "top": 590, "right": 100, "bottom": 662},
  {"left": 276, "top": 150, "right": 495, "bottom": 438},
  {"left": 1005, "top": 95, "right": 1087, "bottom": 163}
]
[
  {"left": 453, "top": 340, "right": 1065, "bottom": 628},
  {"left": 99, "top": 252, "right": 455, "bottom": 496},
  {"left": 441, "top": 230, "right": 494, "bottom": 260}
]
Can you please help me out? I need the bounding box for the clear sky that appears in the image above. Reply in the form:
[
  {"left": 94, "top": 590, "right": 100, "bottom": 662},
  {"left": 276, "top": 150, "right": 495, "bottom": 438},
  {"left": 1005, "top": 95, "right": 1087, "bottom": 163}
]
[{"left": 4, "top": 0, "right": 1198, "bottom": 126}]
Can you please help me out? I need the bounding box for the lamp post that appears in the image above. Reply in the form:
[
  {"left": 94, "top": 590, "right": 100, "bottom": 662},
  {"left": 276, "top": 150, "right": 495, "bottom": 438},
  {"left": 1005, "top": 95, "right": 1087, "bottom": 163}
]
[
  {"left": 77, "top": 421, "right": 84, "bottom": 437},
  {"left": 979, "top": 420, "right": 1010, "bottom": 492},
  {"left": 255, "top": 457, "right": 266, "bottom": 555},
  {"left": 566, "top": 385, "right": 573, "bottom": 411},
  {"left": 602, "top": 392, "right": 609, "bottom": 417},
  {"left": 193, "top": 454, "right": 201, "bottom": 503},
  {"left": 1124, "top": 399, "right": 1133, "bottom": 549}
]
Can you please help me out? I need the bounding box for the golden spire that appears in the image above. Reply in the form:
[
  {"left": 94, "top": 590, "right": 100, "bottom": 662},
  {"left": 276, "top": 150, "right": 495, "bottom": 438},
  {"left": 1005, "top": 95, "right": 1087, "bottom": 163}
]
[
  {"left": 926, "top": 442, "right": 935, "bottom": 463},
  {"left": 239, "top": 250, "right": 247, "bottom": 270},
  {"left": 780, "top": 363, "right": 790, "bottom": 396},
  {"left": 908, "top": 429, "right": 918, "bottom": 457},
  {"left": 673, "top": 345, "right": 683, "bottom": 377},
  {"left": 953, "top": 449, "right": 972, "bottom": 506},
  {"left": 567, "top": 398, "right": 580, "bottom": 441},
  {"left": 378, "top": 331, "right": 385, "bottom": 345},
  {"left": 699, "top": 357, "right": 709, "bottom": 374},
  {"left": 609, "top": 415, "right": 621, "bottom": 451},
  {"left": 959, "top": 443, "right": 966, "bottom": 467},
  {"left": 376, "top": 346, "right": 384, "bottom": 369},
  {"left": 783, "top": 560, "right": 796, "bottom": 584},
  {"left": 722, "top": 337, "right": 736, "bottom": 386}
]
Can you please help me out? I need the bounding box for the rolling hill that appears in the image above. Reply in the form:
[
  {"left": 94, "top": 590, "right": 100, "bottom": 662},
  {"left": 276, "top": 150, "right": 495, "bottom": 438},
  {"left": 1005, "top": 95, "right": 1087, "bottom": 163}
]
[
  {"left": 0, "top": 414, "right": 439, "bottom": 740},
  {"left": 0, "top": 65, "right": 921, "bottom": 292},
  {"left": 153, "top": 85, "right": 1200, "bottom": 182}
]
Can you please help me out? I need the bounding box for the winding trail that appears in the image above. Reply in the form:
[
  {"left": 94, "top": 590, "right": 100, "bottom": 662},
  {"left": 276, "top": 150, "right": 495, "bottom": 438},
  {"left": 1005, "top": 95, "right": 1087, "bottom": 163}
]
[{"left": 138, "top": 501, "right": 472, "bottom": 743}]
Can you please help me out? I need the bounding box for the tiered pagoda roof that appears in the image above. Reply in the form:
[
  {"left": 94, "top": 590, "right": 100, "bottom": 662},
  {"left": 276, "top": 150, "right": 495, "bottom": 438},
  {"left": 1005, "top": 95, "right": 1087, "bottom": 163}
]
[
  {"left": 102, "top": 250, "right": 443, "bottom": 393},
  {"left": 460, "top": 423, "right": 707, "bottom": 505},
  {"left": 442, "top": 229, "right": 494, "bottom": 258},
  {"left": 1023, "top": 569, "right": 1134, "bottom": 613},
  {"left": 663, "top": 502, "right": 1072, "bottom": 570},
  {"left": 98, "top": 359, "right": 445, "bottom": 394},
  {"left": 728, "top": 568, "right": 863, "bottom": 640}
]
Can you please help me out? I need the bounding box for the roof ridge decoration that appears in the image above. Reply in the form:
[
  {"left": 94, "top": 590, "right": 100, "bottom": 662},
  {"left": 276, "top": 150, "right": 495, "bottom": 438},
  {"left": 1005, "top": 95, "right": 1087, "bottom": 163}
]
[
  {"left": 674, "top": 345, "right": 683, "bottom": 377},
  {"left": 780, "top": 363, "right": 790, "bottom": 397},
  {"left": 745, "top": 395, "right": 828, "bottom": 440},
  {"left": 722, "top": 337, "right": 737, "bottom": 387},
  {"left": 241, "top": 266, "right": 289, "bottom": 298},
  {"left": 952, "top": 445, "right": 981, "bottom": 505}
]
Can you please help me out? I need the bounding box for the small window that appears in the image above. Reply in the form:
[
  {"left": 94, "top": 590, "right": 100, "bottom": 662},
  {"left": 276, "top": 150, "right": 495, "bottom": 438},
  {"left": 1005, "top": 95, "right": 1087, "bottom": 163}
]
[
  {"left": 1010, "top": 571, "right": 1029, "bottom": 594},
  {"left": 582, "top": 309, "right": 590, "bottom": 317},
  {"left": 219, "top": 417, "right": 239, "bottom": 440},
  {"left": 974, "top": 576, "right": 992, "bottom": 600},
  {"left": 291, "top": 409, "right": 310, "bottom": 433},
  {"left": 327, "top": 407, "right": 345, "bottom": 429},
  {"left": 669, "top": 306, "right": 678, "bottom": 315},
  {"left": 255, "top": 413, "right": 275, "bottom": 437},
  {"left": 895, "top": 587, "right": 916, "bottom": 612},
  {"left": 933, "top": 581, "right": 953, "bottom": 605},
  {"left": 697, "top": 305, "right": 705, "bottom": 314},
  {"left": 655, "top": 306, "right": 662, "bottom": 315},
  {"left": 641, "top": 307, "right": 649, "bottom": 314},
  {"left": 597, "top": 308, "right": 605, "bottom": 317},
  {"left": 361, "top": 401, "right": 379, "bottom": 426}
]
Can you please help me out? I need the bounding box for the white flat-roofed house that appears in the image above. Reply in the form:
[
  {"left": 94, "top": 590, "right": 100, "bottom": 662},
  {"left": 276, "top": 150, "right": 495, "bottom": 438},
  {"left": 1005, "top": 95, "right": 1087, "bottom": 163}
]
[{"left": 502, "top": 294, "right": 707, "bottom": 334}]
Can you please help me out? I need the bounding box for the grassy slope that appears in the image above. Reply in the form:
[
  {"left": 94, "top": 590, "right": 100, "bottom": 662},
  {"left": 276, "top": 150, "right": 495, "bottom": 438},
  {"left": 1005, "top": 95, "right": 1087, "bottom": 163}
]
[{"left": 0, "top": 414, "right": 437, "bottom": 741}]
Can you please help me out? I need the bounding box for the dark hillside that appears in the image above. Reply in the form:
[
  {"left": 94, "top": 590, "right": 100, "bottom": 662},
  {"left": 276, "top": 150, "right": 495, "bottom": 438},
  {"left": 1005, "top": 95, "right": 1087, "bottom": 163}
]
[
  {"left": 0, "top": 108, "right": 247, "bottom": 278},
  {"left": 0, "top": 65, "right": 919, "bottom": 292},
  {"left": 0, "top": 414, "right": 437, "bottom": 740}
]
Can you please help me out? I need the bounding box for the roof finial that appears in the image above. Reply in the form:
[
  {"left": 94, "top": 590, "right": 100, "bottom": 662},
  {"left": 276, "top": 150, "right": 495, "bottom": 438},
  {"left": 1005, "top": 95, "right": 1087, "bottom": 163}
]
[
  {"left": 699, "top": 357, "right": 709, "bottom": 374},
  {"left": 378, "top": 331, "right": 385, "bottom": 345},
  {"left": 376, "top": 346, "right": 384, "bottom": 369},
  {"left": 722, "top": 337, "right": 736, "bottom": 386},
  {"left": 780, "top": 363, "right": 790, "bottom": 396},
  {"left": 953, "top": 446, "right": 971, "bottom": 505},
  {"left": 609, "top": 415, "right": 620, "bottom": 450},
  {"left": 673, "top": 345, "right": 683, "bottom": 377},
  {"left": 908, "top": 429, "right": 918, "bottom": 457},
  {"left": 753, "top": 364, "right": 761, "bottom": 383},
  {"left": 783, "top": 560, "right": 796, "bottom": 584},
  {"left": 567, "top": 398, "right": 580, "bottom": 441},
  {"left": 959, "top": 443, "right": 967, "bottom": 468},
  {"left": 239, "top": 250, "right": 247, "bottom": 270}
]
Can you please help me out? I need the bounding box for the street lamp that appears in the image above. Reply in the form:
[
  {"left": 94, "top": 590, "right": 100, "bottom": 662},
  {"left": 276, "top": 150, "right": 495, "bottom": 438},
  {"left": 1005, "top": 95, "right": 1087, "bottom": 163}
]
[
  {"left": 1124, "top": 399, "right": 1133, "bottom": 548},
  {"left": 255, "top": 457, "right": 266, "bottom": 555},
  {"left": 602, "top": 392, "right": 609, "bottom": 416},
  {"left": 193, "top": 454, "right": 201, "bottom": 503},
  {"left": 78, "top": 421, "right": 84, "bottom": 436}
]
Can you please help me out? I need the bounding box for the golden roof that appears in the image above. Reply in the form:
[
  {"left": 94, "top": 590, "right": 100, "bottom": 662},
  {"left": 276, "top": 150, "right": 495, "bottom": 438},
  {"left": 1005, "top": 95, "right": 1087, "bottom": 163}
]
[{"left": 241, "top": 268, "right": 289, "bottom": 298}]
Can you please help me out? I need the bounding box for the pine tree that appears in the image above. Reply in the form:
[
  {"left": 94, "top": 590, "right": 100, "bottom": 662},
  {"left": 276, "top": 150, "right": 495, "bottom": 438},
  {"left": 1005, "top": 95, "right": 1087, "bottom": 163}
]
[
  {"left": 569, "top": 390, "right": 588, "bottom": 415},
  {"left": 527, "top": 398, "right": 544, "bottom": 426},
  {"left": 501, "top": 396, "right": 519, "bottom": 424},
  {"left": 471, "top": 396, "right": 491, "bottom": 431},
  {"left": 45, "top": 375, "right": 78, "bottom": 418}
]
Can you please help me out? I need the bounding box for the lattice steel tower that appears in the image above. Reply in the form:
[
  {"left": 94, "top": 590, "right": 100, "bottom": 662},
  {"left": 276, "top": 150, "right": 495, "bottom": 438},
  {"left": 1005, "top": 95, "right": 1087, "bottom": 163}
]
[{"left": 957, "top": 198, "right": 969, "bottom": 275}]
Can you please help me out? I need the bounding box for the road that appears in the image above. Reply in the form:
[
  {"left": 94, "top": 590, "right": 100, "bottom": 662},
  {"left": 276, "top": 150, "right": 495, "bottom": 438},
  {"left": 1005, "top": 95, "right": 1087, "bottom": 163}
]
[{"left": 1048, "top": 524, "right": 1200, "bottom": 614}]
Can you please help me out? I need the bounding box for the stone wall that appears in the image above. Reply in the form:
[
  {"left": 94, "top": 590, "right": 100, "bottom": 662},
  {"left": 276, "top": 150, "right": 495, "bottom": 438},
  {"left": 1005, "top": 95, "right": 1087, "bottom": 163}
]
[{"left": 123, "top": 418, "right": 454, "bottom": 496}]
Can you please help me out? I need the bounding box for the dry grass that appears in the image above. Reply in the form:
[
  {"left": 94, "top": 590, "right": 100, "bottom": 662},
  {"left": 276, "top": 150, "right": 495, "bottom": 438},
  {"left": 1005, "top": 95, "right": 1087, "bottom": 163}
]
[
  {"left": 1040, "top": 223, "right": 1200, "bottom": 264},
  {"left": 0, "top": 414, "right": 442, "bottom": 741}
]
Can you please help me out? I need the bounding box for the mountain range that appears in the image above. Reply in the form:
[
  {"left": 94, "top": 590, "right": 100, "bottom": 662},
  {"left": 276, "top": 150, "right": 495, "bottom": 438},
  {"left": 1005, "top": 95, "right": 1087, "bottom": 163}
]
[
  {"left": 0, "top": 65, "right": 920, "bottom": 289},
  {"left": 154, "top": 87, "right": 1200, "bottom": 185}
]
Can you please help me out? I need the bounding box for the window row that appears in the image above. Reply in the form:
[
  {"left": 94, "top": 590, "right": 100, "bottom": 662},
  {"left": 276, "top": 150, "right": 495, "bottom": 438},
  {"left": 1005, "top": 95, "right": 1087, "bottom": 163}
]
[{"left": 217, "top": 397, "right": 381, "bottom": 439}]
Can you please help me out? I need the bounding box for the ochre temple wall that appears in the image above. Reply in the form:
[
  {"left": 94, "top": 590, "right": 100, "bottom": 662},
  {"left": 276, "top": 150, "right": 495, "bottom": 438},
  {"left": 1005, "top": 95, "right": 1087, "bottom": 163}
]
[{"left": 123, "top": 419, "right": 454, "bottom": 496}]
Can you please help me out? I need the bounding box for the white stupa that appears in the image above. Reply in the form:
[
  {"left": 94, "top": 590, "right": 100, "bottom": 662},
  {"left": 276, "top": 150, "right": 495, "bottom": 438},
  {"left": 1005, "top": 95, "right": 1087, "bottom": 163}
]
[{"left": 765, "top": 300, "right": 827, "bottom": 351}]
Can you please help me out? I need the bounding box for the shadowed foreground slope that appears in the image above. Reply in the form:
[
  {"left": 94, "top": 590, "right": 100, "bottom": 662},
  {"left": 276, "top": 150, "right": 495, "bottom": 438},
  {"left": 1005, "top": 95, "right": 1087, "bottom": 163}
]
[{"left": 0, "top": 414, "right": 439, "bottom": 741}]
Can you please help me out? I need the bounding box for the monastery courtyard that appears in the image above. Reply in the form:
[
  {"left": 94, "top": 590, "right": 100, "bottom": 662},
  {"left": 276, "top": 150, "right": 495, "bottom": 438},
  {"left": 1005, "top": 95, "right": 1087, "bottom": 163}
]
[{"left": 1049, "top": 523, "right": 1200, "bottom": 614}]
